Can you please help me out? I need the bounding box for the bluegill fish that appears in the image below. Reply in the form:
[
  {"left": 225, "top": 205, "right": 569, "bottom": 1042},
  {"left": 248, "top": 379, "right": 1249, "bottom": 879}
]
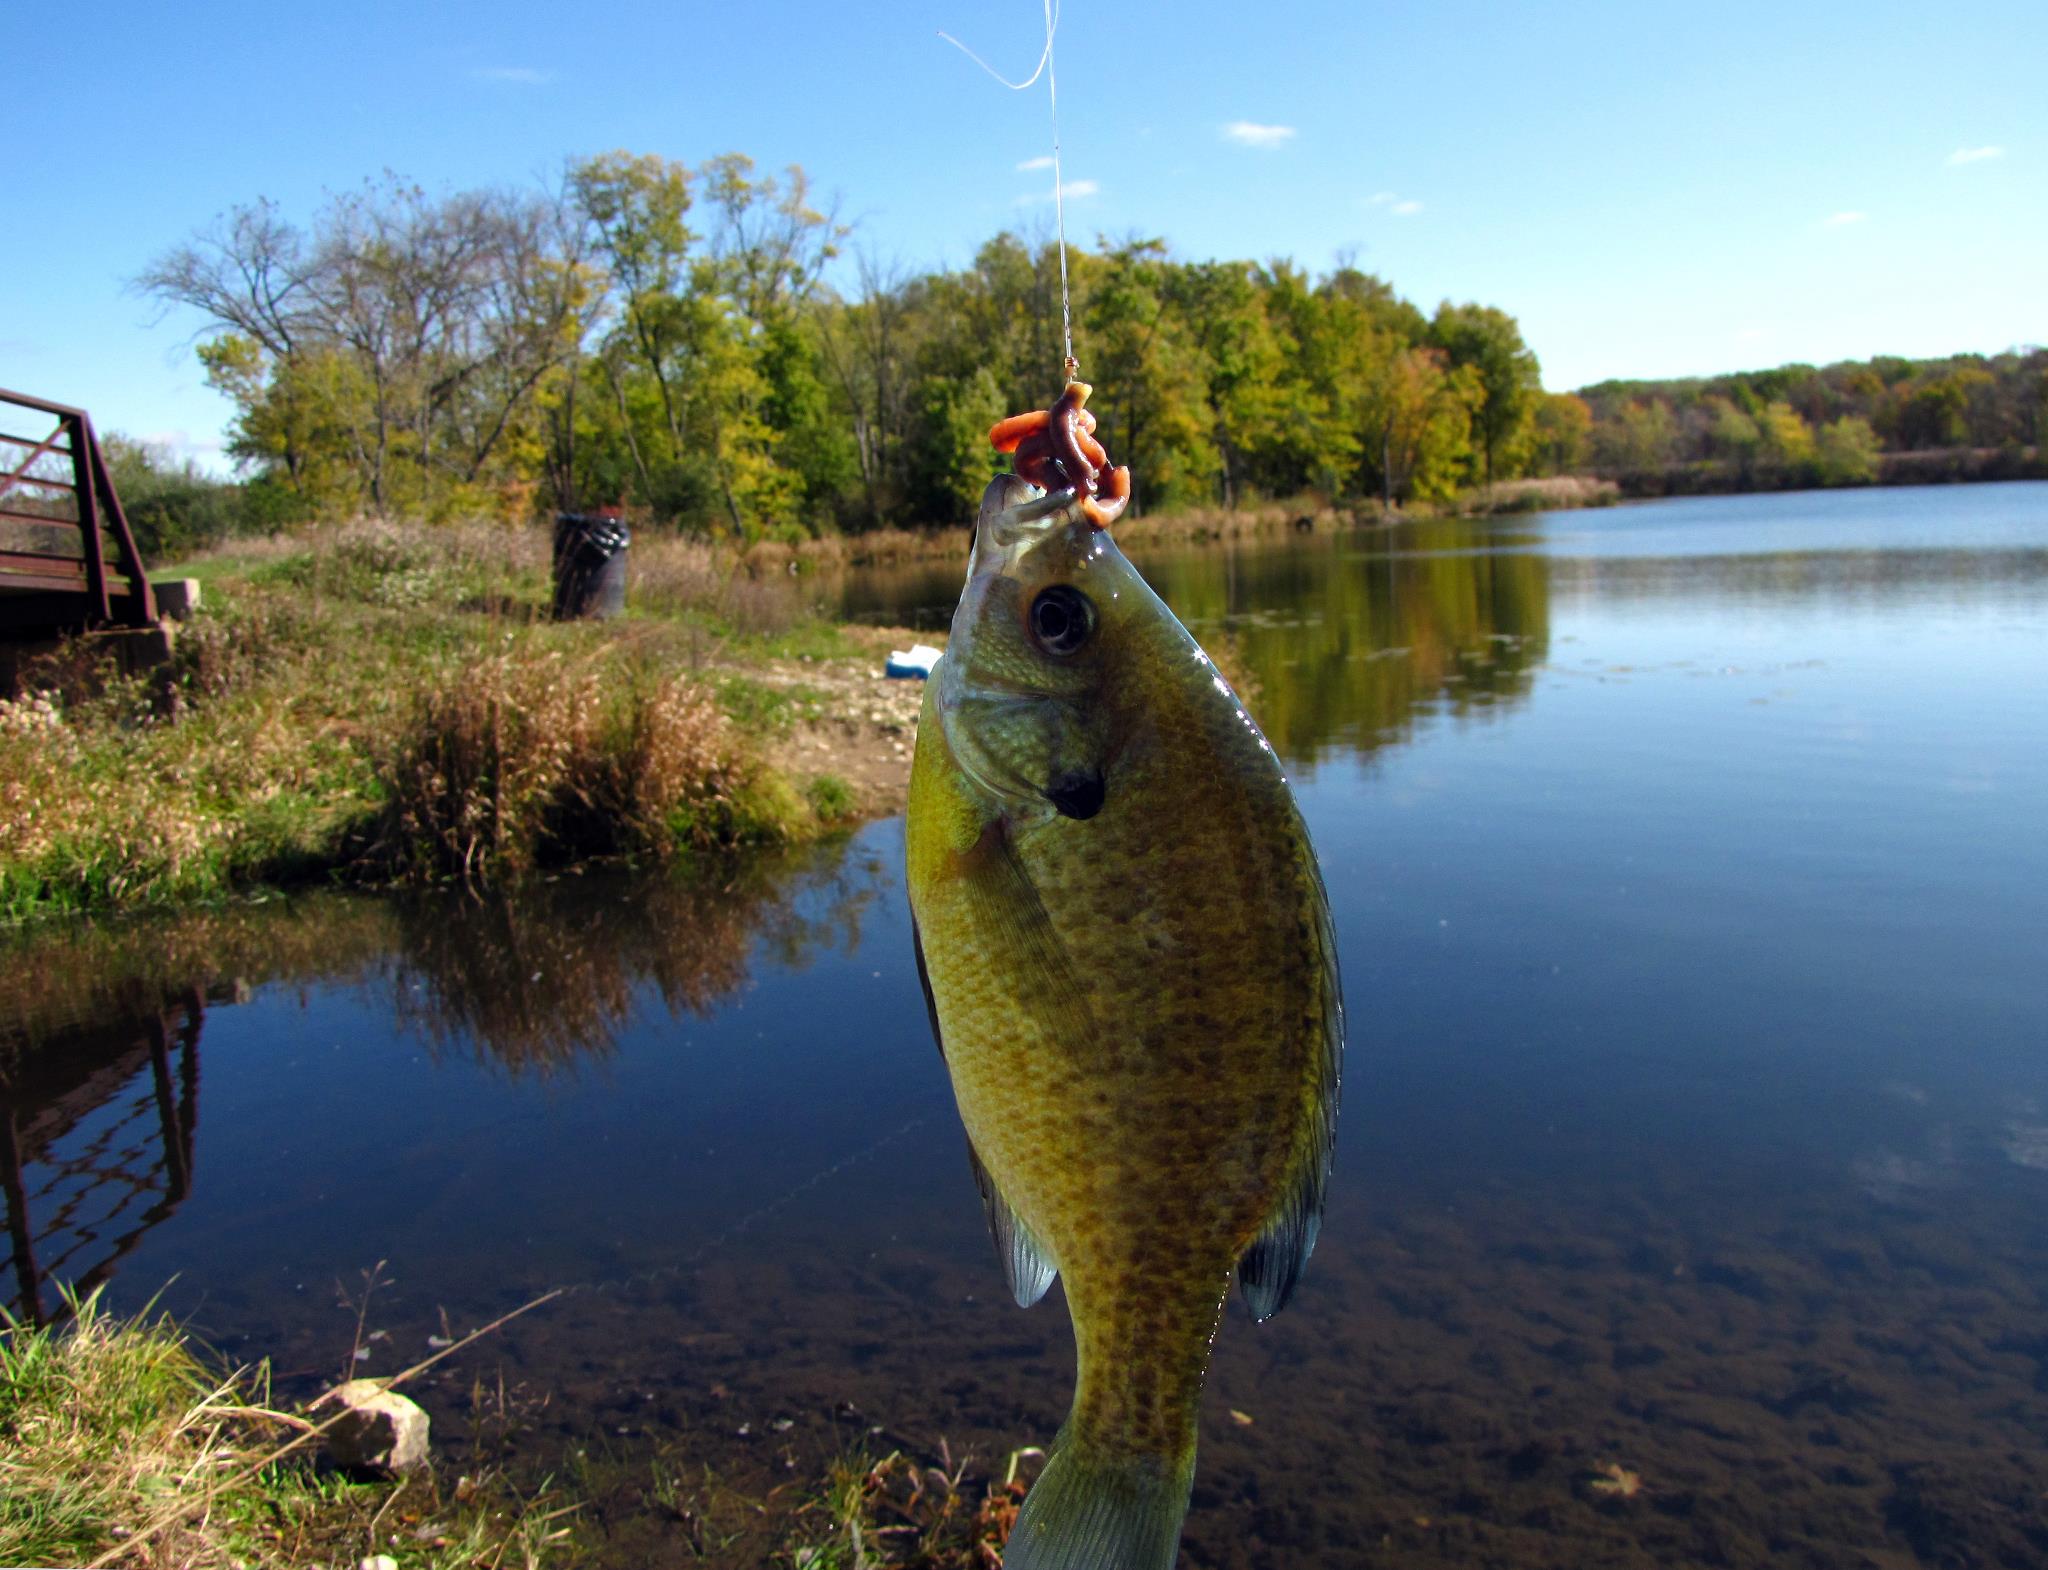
[{"left": 905, "top": 472, "right": 1343, "bottom": 1569}]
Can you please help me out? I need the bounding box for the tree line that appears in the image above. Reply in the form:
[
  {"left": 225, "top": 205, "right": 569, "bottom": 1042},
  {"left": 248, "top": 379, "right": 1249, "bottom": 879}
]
[
  {"left": 1574, "top": 349, "right": 2048, "bottom": 492},
  {"left": 136, "top": 151, "right": 1562, "bottom": 543},
  {"left": 132, "top": 150, "right": 2045, "bottom": 549}
]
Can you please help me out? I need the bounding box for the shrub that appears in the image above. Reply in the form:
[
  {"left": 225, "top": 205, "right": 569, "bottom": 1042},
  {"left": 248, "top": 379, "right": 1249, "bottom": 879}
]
[{"left": 374, "top": 651, "right": 769, "bottom": 885}]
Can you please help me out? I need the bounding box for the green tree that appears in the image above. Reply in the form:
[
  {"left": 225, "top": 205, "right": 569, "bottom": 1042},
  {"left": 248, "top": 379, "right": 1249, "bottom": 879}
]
[
  {"left": 1590, "top": 399, "right": 1678, "bottom": 473},
  {"left": 1360, "top": 347, "right": 1481, "bottom": 504},
  {"left": 908, "top": 365, "right": 1006, "bottom": 523},
  {"left": 1758, "top": 400, "right": 1815, "bottom": 471},
  {"left": 1814, "top": 416, "right": 1881, "bottom": 485},
  {"left": 1703, "top": 395, "right": 1762, "bottom": 475},
  {"left": 1529, "top": 393, "right": 1591, "bottom": 475},
  {"left": 1429, "top": 302, "right": 1541, "bottom": 488},
  {"left": 1084, "top": 239, "right": 1214, "bottom": 512}
]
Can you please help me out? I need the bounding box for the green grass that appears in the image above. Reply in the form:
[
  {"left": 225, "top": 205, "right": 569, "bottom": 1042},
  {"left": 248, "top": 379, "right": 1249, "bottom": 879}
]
[
  {"left": 0, "top": 1283, "right": 1035, "bottom": 1569},
  {"left": 1, "top": 521, "right": 885, "bottom": 921},
  {"left": 0, "top": 1290, "right": 573, "bottom": 1569},
  {"left": 804, "top": 772, "right": 857, "bottom": 823},
  {"left": 714, "top": 674, "right": 827, "bottom": 735}
]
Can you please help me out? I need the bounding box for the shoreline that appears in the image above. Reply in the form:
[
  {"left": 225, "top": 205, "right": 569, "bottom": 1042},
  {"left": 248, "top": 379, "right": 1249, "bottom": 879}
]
[
  {"left": 0, "top": 517, "right": 946, "bottom": 926},
  {"left": 7, "top": 469, "right": 2038, "bottom": 924}
]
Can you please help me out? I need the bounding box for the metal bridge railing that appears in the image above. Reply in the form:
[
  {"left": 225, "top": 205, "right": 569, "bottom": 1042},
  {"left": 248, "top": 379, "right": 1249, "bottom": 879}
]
[{"left": 0, "top": 387, "right": 158, "bottom": 634}]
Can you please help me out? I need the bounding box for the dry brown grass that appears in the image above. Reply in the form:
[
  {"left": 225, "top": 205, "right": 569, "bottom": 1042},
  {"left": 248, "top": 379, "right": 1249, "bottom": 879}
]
[
  {"left": 372, "top": 648, "right": 762, "bottom": 885},
  {"left": 1475, "top": 475, "right": 1622, "bottom": 513},
  {"left": 629, "top": 532, "right": 819, "bottom": 638},
  {"left": 827, "top": 500, "right": 1372, "bottom": 564}
]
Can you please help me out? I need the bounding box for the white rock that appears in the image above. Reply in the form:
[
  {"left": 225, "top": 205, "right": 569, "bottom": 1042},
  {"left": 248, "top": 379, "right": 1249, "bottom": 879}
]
[{"left": 323, "top": 1379, "right": 430, "bottom": 1473}]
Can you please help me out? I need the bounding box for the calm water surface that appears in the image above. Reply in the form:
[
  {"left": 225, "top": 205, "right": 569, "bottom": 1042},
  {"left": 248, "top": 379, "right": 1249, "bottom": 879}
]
[{"left": 7, "top": 483, "right": 2047, "bottom": 1568}]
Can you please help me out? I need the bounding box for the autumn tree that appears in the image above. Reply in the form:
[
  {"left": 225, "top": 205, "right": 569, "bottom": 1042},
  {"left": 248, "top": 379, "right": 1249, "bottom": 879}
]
[
  {"left": 139, "top": 179, "right": 586, "bottom": 518},
  {"left": 1529, "top": 393, "right": 1592, "bottom": 476}
]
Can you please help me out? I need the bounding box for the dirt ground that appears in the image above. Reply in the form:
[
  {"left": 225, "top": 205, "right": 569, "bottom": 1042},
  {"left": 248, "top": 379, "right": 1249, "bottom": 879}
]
[{"left": 744, "top": 625, "right": 936, "bottom": 815}]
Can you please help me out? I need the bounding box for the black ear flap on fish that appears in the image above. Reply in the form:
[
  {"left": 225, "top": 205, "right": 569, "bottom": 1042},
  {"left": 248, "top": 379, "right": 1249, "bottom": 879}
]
[{"left": 1043, "top": 767, "right": 1106, "bottom": 820}]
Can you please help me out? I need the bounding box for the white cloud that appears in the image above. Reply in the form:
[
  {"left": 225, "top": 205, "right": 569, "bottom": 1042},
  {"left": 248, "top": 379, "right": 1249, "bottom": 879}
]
[
  {"left": 470, "top": 66, "right": 552, "bottom": 84},
  {"left": 1946, "top": 145, "right": 2004, "bottom": 166},
  {"left": 1823, "top": 210, "right": 1867, "bottom": 227},
  {"left": 1221, "top": 121, "right": 1296, "bottom": 150},
  {"left": 1016, "top": 155, "right": 1055, "bottom": 172},
  {"left": 1364, "top": 192, "right": 1422, "bottom": 216},
  {"left": 1014, "top": 179, "right": 1099, "bottom": 207},
  {"left": 1736, "top": 326, "right": 1769, "bottom": 343}
]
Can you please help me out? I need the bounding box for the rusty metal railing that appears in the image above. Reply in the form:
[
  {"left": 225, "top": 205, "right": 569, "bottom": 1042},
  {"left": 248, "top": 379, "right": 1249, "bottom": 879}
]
[{"left": 0, "top": 387, "right": 157, "bottom": 633}]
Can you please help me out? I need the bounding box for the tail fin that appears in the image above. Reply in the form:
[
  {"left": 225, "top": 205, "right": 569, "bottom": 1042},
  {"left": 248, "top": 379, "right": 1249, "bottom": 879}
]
[{"left": 1001, "top": 1429, "right": 1195, "bottom": 1570}]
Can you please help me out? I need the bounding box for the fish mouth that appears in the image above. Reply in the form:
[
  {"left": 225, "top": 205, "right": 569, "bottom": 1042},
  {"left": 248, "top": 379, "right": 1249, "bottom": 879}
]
[
  {"left": 1043, "top": 768, "right": 1106, "bottom": 820},
  {"left": 969, "top": 480, "right": 1085, "bottom": 572}
]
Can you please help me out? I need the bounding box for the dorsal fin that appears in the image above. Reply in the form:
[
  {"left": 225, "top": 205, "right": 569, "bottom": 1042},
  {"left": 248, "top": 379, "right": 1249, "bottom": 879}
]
[{"left": 967, "top": 1139, "right": 1058, "bottom": 1307}]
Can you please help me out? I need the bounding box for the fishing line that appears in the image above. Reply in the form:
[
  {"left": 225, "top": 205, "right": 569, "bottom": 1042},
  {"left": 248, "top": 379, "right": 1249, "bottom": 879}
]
[
  {"left": 542, "top": 1116, "right": 928, "bottom": 1301},
  {"left": 939, "top": 1, "right": 1079, "bottom": 379}
]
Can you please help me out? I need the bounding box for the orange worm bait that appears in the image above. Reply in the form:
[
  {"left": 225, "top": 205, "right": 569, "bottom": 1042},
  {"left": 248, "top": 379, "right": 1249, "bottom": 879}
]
[{"left": 990, "top": 381, "right": 1132, "bottom": 528}]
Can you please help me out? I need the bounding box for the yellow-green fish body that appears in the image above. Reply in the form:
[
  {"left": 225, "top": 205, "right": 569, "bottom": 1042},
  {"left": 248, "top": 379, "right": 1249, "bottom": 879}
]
[{"left": 906, "top": 475, "right": 1342, "bottom": 1570}]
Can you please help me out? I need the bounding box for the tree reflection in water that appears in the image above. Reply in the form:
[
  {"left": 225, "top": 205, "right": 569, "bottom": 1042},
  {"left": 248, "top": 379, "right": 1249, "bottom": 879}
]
[
  {"left": 838, "top": 521, "right": 1554, "bottom": 768},
  {"left": 1131, "top": 523, "right": 1552, "bottom": 766},
  {"left": 0, "top": 839, "right": 883, "bottom": 1318},
  {"left": 384, "top": 845, "right": 880, "bottom": 1072}
]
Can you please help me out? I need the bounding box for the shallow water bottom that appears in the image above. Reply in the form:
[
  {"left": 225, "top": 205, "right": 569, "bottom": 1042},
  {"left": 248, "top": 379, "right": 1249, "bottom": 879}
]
[{"left": 11, "top": 485, "right": 2048, "bottom": 1566}]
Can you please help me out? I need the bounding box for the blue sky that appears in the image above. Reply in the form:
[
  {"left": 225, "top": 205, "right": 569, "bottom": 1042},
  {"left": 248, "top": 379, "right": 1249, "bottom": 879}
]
[{"left": 5, "top": 0, "right": 2042, "bottom": 467}]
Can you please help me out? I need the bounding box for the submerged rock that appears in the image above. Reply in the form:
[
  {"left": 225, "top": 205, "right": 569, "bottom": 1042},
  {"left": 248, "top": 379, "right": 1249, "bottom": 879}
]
[{"left": 322, "top": 1378, "right": 430, "bottom": 1473}]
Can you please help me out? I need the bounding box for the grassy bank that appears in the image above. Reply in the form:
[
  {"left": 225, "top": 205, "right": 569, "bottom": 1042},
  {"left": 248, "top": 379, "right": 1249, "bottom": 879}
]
[
  {"left": 0, "top": 1290, "right": 1036, "bottom": 1570},
  {"left": 0, "top": 521, "right": 898, "bottom": 922},
  {"left": 0, "top": 486, "right": 1619, "bottom": 922},
  {"left": 0, "top": 1291, "right": 571, "bottom": 1570}
]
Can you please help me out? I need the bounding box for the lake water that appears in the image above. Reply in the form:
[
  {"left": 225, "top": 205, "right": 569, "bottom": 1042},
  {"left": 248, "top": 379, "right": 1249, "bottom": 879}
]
[{"left": 6, "top": 482, "right": 2047, "bottom": 1568}]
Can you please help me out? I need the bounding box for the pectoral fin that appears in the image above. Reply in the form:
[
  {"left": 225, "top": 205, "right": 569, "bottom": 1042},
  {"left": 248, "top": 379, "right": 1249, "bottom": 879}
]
[
  {"left": 967, "top": 1139, "right": 1058, "bottom": 1307},
  {"left": 926, "top": 816, "right": 1093, "bottom": 1310},
  {"left": 911, "top": 916, "right": 945, "bottom": 1060}
]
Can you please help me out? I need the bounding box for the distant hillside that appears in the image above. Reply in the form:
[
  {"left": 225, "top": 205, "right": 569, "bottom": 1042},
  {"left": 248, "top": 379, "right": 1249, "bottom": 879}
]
[{"left": 1566, "top": 348, "right": 2047, "bottom": 494}]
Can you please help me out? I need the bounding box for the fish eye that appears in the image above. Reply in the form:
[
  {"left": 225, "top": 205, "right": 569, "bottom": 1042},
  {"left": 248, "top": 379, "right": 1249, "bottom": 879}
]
[{"left": 1028, "top": 585, "right": 1095, "bottom": 656}]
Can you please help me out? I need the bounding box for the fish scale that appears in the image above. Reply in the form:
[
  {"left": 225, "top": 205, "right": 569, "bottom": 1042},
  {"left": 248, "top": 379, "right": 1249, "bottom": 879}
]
[{"left": 906, "top": 474, "right": 1342, "bottom": 1569}]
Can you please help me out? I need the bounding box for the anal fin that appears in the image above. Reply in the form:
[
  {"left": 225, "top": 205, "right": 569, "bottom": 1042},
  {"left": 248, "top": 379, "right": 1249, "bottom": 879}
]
[
  {"left": 967, "top": 1140, "right": 1058, "bottom": 1307},
  {"left": 1236, "top": 1161, "right": 1325, "bottom": 1322}
]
